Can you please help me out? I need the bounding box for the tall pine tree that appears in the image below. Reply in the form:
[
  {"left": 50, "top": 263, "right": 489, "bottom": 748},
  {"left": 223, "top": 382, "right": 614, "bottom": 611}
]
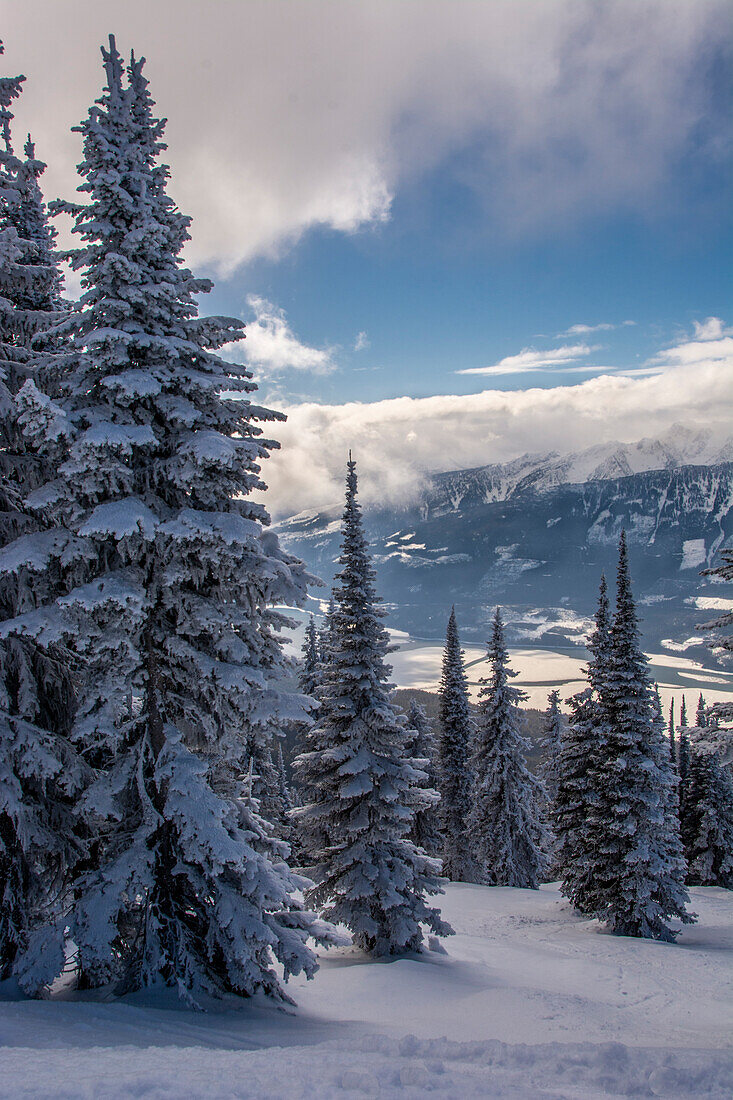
[
  {"left": 405, "top": 699, "right": 442, "bottom": 858},
  {"left": 539, "top": 689, "right": 563, "bottom": 804},
  {"left": 294, "top": 458, "right": 451, "bottom": 955},
  {"left": 591, "top": 533, "right": 692, "bottom": 940},
  {"left": 668, "top": 698, "right": 676, "bottom": 764},
  {"left": 0, "top": 44, "right": 84, "bottom": 986},
  {"left": 680, "top": 748, "right": 733, "bottom": 888},
  {"left": 678, "top": 696, "right": 690, "bottom": 785},
  {"left": 10, "top": 38, "right": 338, "bottom": 1003},
  {"left": 555, "top": 576, "right": 613, "bottom": 914},
  {"left": 437, "top": 607, "right": 475, "bottom": 881},
  {"left": 468, "top": 609, "right": 547, "bottom": 888},
  {"left": 299, "top": 614, "right": 320, "bottom": 700},
  {"left": 538, "top": 688, "right": 563, "bottom": 878}
]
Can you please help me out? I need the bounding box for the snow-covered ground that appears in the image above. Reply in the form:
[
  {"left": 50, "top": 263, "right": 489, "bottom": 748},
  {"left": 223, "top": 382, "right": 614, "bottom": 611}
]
[
  {"left": 2, "top": 883, "right": 731, "bottom": 1098},
  {"left": 389, "top": 640, "right": 733, "bottom": 711}
]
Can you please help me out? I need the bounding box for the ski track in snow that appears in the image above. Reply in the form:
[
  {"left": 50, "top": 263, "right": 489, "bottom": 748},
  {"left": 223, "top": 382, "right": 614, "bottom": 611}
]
[{"left": 1, "top": 884, "right": 731, "bottom": 1098}]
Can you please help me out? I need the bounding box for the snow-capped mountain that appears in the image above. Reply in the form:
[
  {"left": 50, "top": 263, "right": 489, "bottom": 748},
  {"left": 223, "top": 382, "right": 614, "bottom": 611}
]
[
  {"left": 419, "top": 426, "right": 733, "bottom": 517},
  {"left": 276, "top": 434, "right": 733, "bottom": 659}
]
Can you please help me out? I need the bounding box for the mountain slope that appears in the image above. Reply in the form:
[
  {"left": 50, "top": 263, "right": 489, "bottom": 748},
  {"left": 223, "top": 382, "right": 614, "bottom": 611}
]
[{"left": 277, "top": 456, "right": 733, "bottom": 659}]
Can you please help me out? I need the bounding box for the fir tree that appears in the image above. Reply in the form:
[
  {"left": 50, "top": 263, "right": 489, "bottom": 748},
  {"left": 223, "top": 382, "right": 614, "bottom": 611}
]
[
  {"left": 292, "top": 602, "right": 336, "bottom": 864},
  {"left": 299, "top": 614, "right": 320, "bottom": 699},
  {"left": 680, "top": 748, "right": 733, "bottom": 888},
  {"left": 294, "top": 458, "right": 451, "bottom": 955},
  {"left": 539, "top": 689, "right": 564, "bottom": 804},
  {"left": 695, "top": 693, "right": 707, "bottom": 729},
  {"left": 591, "top": 532, "right": 692, "bottom": 941},
  {"left": 10, "top": 38, "right": 338, "bottom": 1003},
  {"left": 468, "top": 609, "right": 547, "bottom": 888},
  {"left": 678, "top": 696, "right": 690, "bottom": 785},
  {"left": 405, "top": 699, "right": 442, "bottom": 857},
  {"left": 276, "top": 741, "right": 293, "bottom": 815},
  {"left": 0, "top": 44, "right": 84, "bottom": 986},
  {"left": 437, "top": 607, "right": 475, "bottom": 881},
  {"left": 668, "top": 698, "right": 676, "bottom": 765},
  {"left": 318, "top": 594, "right": 335, "bottom": 666},
  {"left": 555, "top": 576, "right": 613, "bottom": 914},
  {"left": 538, "top": 688, "right": 563, "bottom": 878}
]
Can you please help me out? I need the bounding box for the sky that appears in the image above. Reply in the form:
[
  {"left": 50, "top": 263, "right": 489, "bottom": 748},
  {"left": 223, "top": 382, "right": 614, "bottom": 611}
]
[{"left": 3, "top": 0, "right": 732, "bottom": 514}]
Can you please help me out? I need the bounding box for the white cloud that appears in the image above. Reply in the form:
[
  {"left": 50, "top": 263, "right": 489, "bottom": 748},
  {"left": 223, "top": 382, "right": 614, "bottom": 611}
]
[
  {"left": 227, "top": 296, "right": 335, "bottom": 375},
  {"left": 457, "top": 343, "right": 599, "bottom": 376},
  {"left": 557, "top": 320, "right": 637, "bottom": 336},
  {"left": 354, "top": 331, "right": 370, "bottom": 352},
  {"left": 646, "top": 322, "right": 733, "bottom": 370},
  {"left": 3, "top": 1, "right": 727, "bottom": 272},
  {"left": 560, "top": 323, "right": 615, "bottom": 335},
  {"left": 692, "top": 317, "right": 733, "bottom": 341},
  {"left": 256, "top": 320, "right": 733, "bottom": 516}
]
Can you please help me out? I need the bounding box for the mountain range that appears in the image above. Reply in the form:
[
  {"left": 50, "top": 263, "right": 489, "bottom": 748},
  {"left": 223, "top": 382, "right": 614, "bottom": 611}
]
[{"left": 275, "top": 427, "right": 733, "bottom": 663}]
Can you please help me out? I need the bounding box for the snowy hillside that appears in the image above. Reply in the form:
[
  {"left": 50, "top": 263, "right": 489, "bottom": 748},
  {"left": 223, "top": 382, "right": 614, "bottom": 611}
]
[{"left": 2, "top": 882, "right": 731, "bottom": 1098}]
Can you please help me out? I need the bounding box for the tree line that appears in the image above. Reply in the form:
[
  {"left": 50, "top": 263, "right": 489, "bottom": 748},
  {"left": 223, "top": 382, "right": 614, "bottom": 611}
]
[{"left": 293, "top": 521, "right": 732, "bottom": 949}]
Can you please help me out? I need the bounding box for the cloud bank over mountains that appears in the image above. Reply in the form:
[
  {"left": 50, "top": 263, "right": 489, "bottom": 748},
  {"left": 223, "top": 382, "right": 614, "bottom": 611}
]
[
  {"left": 5, "top": 0, "right": 729, "bottom": 272},
  {"left": 258, "top": 319, "right": 733, "bottom": 516}
]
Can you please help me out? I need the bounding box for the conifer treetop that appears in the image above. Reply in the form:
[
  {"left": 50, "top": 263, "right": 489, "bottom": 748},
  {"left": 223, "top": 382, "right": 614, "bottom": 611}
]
[{"left": 295, "top": 458, "right": 451, "bottom": 954}]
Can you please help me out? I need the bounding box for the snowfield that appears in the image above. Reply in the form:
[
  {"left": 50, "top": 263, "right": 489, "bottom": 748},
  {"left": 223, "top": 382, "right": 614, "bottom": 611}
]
[{"left": 1, "top": 883, "right": 731, "bottom": 1098}]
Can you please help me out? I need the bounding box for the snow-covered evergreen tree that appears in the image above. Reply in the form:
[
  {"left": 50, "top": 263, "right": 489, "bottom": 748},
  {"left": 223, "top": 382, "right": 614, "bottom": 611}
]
[
  {"left": 276, "top": 741, "right": 293, "bottom": 814},
  {"left": 590, "top": 532, "right": 692, "bottom": 940},
  {"left": 0, "top": 45, "right": 84, "bottom": 985},
  {"left": 539, "top": 689, "right": 563, "bottom": 804},
  {"left": 8, "top": 38, "right": 339, "bottom": 1003},
  {"left": 291, "top": 605, "right": 332, "bottom": 817},
  {"left": 299, "top": 614, "right": 320, "bottom": 700},
  {"left": 405, "top": 699, "right": 442, "bottom": 858},
  {"left": 468, "top": 609, "right": 547, "bottom": 888},
  {"left": 678, "top": 696, "right": 690, "bottom": 786},
  {"left": 695, "top": 693, "right": 707, "bottom": 729},
  {"left": 680, "top": 747, "right": 733, "bottom": 888},
  {"left": 318, "top": 594, "right": 335, "bottom": 666},
  {"left": 555, "top": 576, "right": 613, "bottom": 914},
  {"left": 668, "top": 698, "right": 676, "bottom": 764},
  {"left": 294, "top": 458, "right": 451, "bottom": 954},
  {"left": 437, "top": 606, "right": 475, "bottom": 881},
  {"left": 538, "top": 688, "right": 563, "bottom": 878}
]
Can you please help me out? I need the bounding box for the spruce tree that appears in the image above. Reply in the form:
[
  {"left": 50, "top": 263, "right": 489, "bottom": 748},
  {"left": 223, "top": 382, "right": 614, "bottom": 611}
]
[
  {"left": 695, "top": 693, "right": 707, "bottom": 729},
  {"left": 437, "top": 606, "right": 475, "bottom": 881},
  {"left": 668, "top": 698, "right": 676, "bottom": 764},
  {"left": 680, "top": 748, "right": 733, "bottom": 888},
  {"left": 539, "top": 689, "right": 564, "bottom": 804},
  {"left": 10, "top": 38, "right": 338, "bottom": 1003},
  {"left": 276, "top": 741, "right": 293, "bottom": 815},
  {"left": 299, "top": 614, "right": 320, "bottom": 699},
  {"left": 0, "top": 44, "right": 84, "bottom": 986},
  {"left": 678, "top": 696, "right": 690, "bottom": 786},
  {"left": 318, "top": 594, "right": 335, "bottom": 665},
  {"left": 294, "top": 458, "right": 451, "bottom": 955},
  {"left": 591, "top": 533, "right": 692, "bottom": 940},
  {"left": 467, "top": 609, "right": 547, "bottom": 888},
  {"left": 405, "top": 699, "right": 442, "bottom": 857},
  {"left": 538, "top": 688, "right": 563, "bottom": 878},
  {"left": 555, "top": 576, "right": 613, "bottom": 914}
]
